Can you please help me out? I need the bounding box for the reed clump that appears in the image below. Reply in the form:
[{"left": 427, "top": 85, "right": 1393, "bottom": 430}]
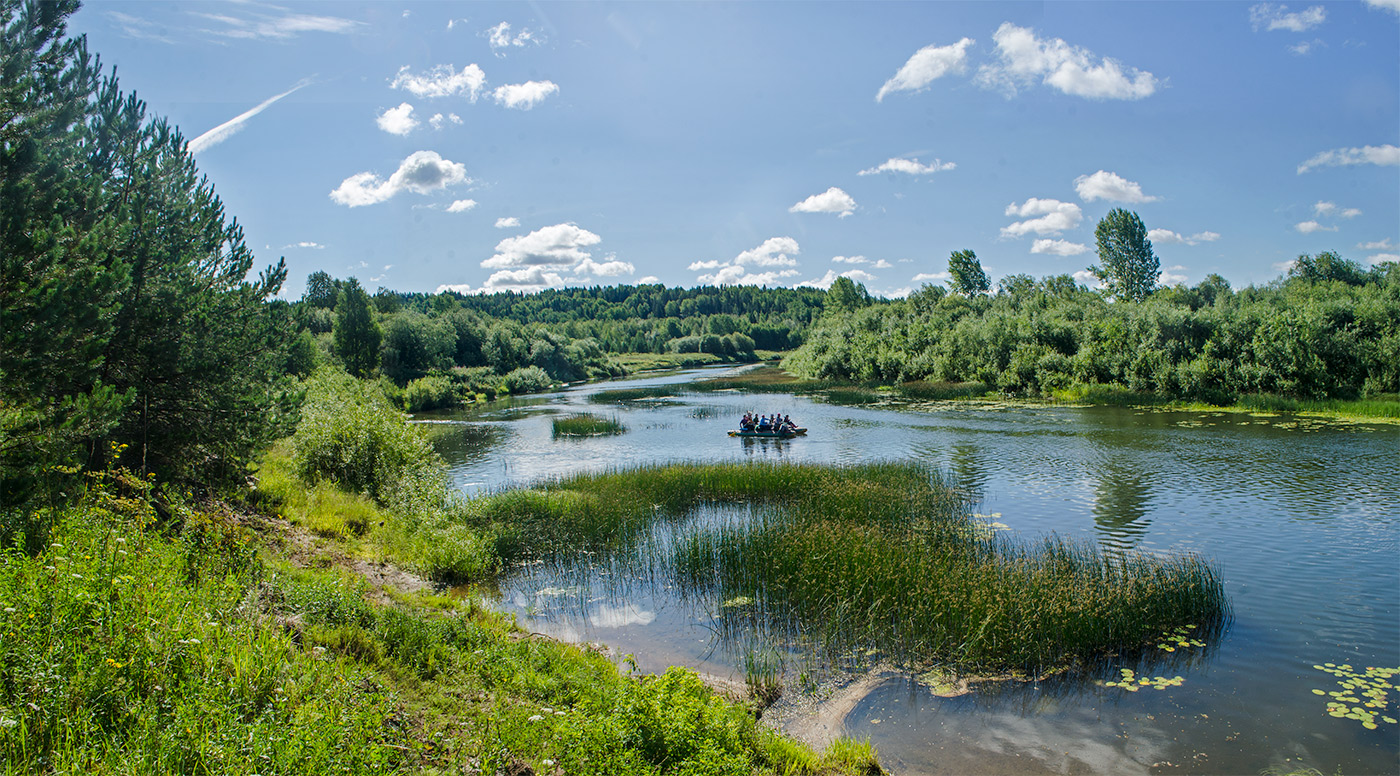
[
  {"left": 588, "top": 386, "right": 681, "bottom": 403},
  {"left": 551, "top": 413, "right": 627, "bottom": 437},
  {"left": 467, "top": 461, "right": 1229, "bottom": 673}
]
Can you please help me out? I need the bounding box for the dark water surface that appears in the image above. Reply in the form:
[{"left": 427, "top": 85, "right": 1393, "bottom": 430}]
[{"left": 419, "top": 367, "right": 1400, "bottom": 775}]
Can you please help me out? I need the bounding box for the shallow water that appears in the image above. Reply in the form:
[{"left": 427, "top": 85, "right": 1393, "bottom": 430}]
[{"left": 419, "top": 367, "right": 1400, "bottom": 775}]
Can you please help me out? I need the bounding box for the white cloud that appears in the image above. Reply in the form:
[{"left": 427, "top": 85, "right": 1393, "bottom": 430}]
[
  {"left": 574, "top": 257, "right": 636, "bottom": 278},
  {"left": 1357, "top": 238, "right": 1393, "bottom": 251},
  {"left": 494, "top": 217, "right": 521, "bottom": 229},
  {"left": 1314, "top": 200, "right": 1337, "bottom": 216},
  {"left": 873, "top": 260, "right": 892, "bottom": 269},
  {"left": 1297, "top": 144, "right": 1400, "bottom": 173},
  {"left": 482, "top": 267, "right": 566, "bottom": 292},
  {"left": 1295, "top": 220, "right": 1338, "bottom": 233},
  {"left": 1073, "top": 269, "right": 1103, "bottom": 289},
  {"left": 637, "top": 276, "right": 660, "bottom": 284},
  {"left": 283, "top": 241, "right": 325, "bottom": 250},
  {"left": 589, "top": 603, "right": 655, "bottom": 628},
  {"left": 376, "top": 102, "right": 418, "bottom": 135},
  {"left": 1074, "top": 170, "right": 1158, "bottom": 203},
  {"left": 875, "top": 38, "right": 975, "bottom": 102},
  {"left": 832, "top": 255, "right": 868, "bottom": 264},
  {"left": 188, "top": 78, "right": 312, "bottom": 153},
  {"left": 789, "top": 187, "right": 857, "bottom": 217},
  {"left": 1365, "top": 0, "right": 1400, "bottom": 15},
  {"left": 1369, "top": 252, "right": 1400, "bottom": 265},
  {"left": 446, "top": 18, "right": 469, "bottom": 31},
  {"left": 912, "top": 271, "right": 952, "bottom": 283},
  {"left": 796, "top": 269, "right": 877, "bottom": 290},
  {"left": 436, "top": 282, "right": 475, "bottom": 294},
  {"left": 446, "top": 199, "right": 477, "bottom": 213},
  {"left": 857, "top": 157, "right": 957, "bottom": 176},
  {"left": 977, "top": 23, "right": 1157, "bottom": 100},
  {"left": 694, "top": 237, "right": 802, "bottom": 285},
  {"left": 734, "top": 236, "right": 800, "bottom": 267},
  {"left": 1289, "top": 39, "right": 1325, "bottom": 55},
  {"left": 1001, "top": 198, "right": 1083, "bottom": 237},
  {"left": 428, "top": 112, "right": 462, "bottom": 129},
  {"left": 492, "top": 81, "right": 559, "bottom": 109},
  {"left": 1249, "top": 4, "right": 1326, "bottom": 32},
  {"left": 484, "top": 223, "right": 602, "bottom": 269},
  {"left": 329, "top": 151, "right": 470, "bottom": 207},
  {"left": 193, "top": 10, "right": 362, "bottom": 40},
  {"left": 1148, "top": 229, "right": 1221, "bottom": 246},
  {"left": 107, "top": 11, "right": 178, "bottom": 43},
  {"left": 1160, "top": 266, "right": 1190, "bottom": 286},
  {"left": 1031, "top": 239, "right": 1088, "bottom": 256},
  {"left": 1341, "top": 208, "right": 1362, "bottom": 218},
  {"left": 486, "top": 21, "right": 541, "bottom": 53},
  {"left": 392, "top": 64, "right": 487, "bottom": 101}
]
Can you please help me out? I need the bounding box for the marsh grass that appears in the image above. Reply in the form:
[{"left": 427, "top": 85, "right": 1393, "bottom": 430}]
[
  {"left": 1237, "top": 393, "right": 1400, "bottom": 420},
  {"left": 472, "top": 461, "right": 1229, "bottom": 674},
  {"left": 552, "top": 413, "right": 627, "bottom": 437},
  {"left": 588, "top": 385, "right": 681, "bottom": 403}
]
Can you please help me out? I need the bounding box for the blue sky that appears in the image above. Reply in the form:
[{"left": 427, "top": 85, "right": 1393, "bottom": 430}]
[{"left": 70, "top": 1, "right": 1399, "bottom": 299}]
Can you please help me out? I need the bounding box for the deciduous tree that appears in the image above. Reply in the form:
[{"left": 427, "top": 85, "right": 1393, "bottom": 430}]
[
  {"left": 1090, "top": 208, "right": 1159, "bottom": 302},
  {"left": 947, "top": 249, "right": 990, "bottom": 295}
]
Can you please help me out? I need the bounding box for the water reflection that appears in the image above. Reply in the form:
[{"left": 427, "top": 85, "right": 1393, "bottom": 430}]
[
  {"left": 1091, "top": 460, "right": 1152, "bottom": 551},
  {"left": 417, "top": 421, "right": 504, "bottom": 467}
]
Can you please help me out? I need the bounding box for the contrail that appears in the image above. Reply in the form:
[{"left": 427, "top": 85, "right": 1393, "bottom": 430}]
[{"left": 187, "top": 76, "right": 315, "bottom": 154}]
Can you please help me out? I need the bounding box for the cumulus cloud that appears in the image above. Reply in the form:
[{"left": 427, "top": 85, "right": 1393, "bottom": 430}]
[
  {"left": 858, "top": 157, "right": 957, "bottom": 176},
  {"left": 436, "top": 283, "right": 475, "bottom": 295},
  {"left": 1148, "top": 229, "right": 1220, "bottom": 246},
  {"left": 1249, "top": 3, "right": 1326, "bottom": 31},
  {"left": 188, "top": 78, "right": 312, "bottom": 153},
  {"left": 495, "top": 217, "right": 521, "bottom": 229},
  {"left": 1365, "top": 0, "right": 1400, "bottom": 14},
  {"left": 1297, "top": 144, "right": 1400, "bottom": 173},
  {"left": 1295, "top": 220, "right": 1338, "bottom": 234},
  {"left": 1289, "top": 39, "right": 1325, "bottom": 55},
  {"left": 912, "top": 271, "right": 952, "bottom": 283},
  {"left": 1369, "top": 252, "right": 1400, "bottom": 265},
  {"left": 875, "top": 38, "right": 975, "bottom": 102},
  {"left": 376, "top": 102, "right": 418, "bottom": 135},
  {"left": 789, "top": 187, "right": 857, "bottom": 218},
  {"left": 492, "top": 81, "right": 559, "bottom": 109},
  {"left": 428, "top": 112, "right": 462, "bottom": 129},
  {"left": 694, "top": 238, "right": 802, "bottom": 285},
  {"left": 392, "top": 64, "right": 487, "bottom": 101},
  {"left": 329, "top": 151, "right": 470, "bottom": 207},
  {"left": 1358, "top": 238, "right": 1393, "bottom": 251},
  {"left": 1031, "top": 239, "right": 1088, "bottom": 256},
  {"left": 486, "top": 21, "right": 541, "bottom": 53},
  {"left": 446, "top": 199, "right": 477, "bottom": 213},
  {"left": 1074, "top": 170, "right": 1159, "bottom": 203},
  {"left": 484, "top": 223, "right": 602, "bottom": 268},
  {"left": 1073, "top": 269, "right": 1103, "bottom": 289},
  {"left": 476, "top": 223, "right": 633, "bottom": 291},
  {"left": 797, "top": 269, "right": 877, "bottom": 290},
  {"left": 832, "top": 255, "right": 867, "bottom": 264},
  {"left": 637, "top": 276, "right": 660, "bottom": 284},
  {"left": 977, "top": 23, "right": 1157, "bottom": 100},
  {"left": 1160, "top": 265, "right": 1191, "bottom": 286},
  {"left": 1001, "top": 198, "right": 1083, "bottom": 237}
]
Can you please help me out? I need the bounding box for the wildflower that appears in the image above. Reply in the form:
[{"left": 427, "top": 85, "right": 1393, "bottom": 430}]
[
  {"left": 527, "top": 715, "right": 544, "bottom": 722},
  {"left": 2, "top": 608, "right": 13, "bottom": 613},
  {"left": 542, "top": 760, "right": 555, "bottom": 767}
]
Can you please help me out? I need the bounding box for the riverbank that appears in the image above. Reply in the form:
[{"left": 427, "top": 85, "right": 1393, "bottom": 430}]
[
  {"left": 0, "top": 460, "right": 881, "bottom": 774},
  {"left": 697, "top": 364, "right": 1400, "bottom": 424}
]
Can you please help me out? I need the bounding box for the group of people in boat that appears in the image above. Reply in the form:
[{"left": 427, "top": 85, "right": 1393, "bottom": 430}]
[{"left": 739, "top": 412, "right": 797, "bottom": 434}]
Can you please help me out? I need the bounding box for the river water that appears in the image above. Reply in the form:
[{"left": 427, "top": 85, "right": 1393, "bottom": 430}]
[{"left": 419, "top": 366, "right": 1400, "bottom": 775}]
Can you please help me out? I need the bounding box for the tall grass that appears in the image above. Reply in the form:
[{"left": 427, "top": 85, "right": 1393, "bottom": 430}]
[
  {"left": 588, "top": 386, "right": 680, "bottom": 403},
  {"left": 552, "top": 414, "right": 627, "bottom": 437},
  {"left": 1237, "top": 392, "right": 1400, "bottom": 419},
  {"left": 469, "top": 461, "right": 1229, "bottom": 674}
]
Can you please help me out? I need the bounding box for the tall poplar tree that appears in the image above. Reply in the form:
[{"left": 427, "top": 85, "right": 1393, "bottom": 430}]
[
  {"left": 947, "top": 249, "right": 990, "bottom": 295},
  {"left": 334, "top": 278, "right": 381, "bottom": 378},
  {"left": 1089, "top": 208, "right": 1159, "bottom": 302}
]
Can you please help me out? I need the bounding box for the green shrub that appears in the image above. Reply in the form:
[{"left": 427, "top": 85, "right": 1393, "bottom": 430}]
[
  {"left": 402, "top": 374, "right": 457, "bottom": 412},
  {"left": 503, "top": 365, "right": 554, "bottom": 394}
]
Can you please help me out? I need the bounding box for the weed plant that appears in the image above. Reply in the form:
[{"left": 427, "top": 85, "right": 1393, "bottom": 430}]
[{"left": 552, "top": 414, "right": 627, "bottom": 438}]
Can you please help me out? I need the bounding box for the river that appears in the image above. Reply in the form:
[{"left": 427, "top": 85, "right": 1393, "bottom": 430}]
[{"left": 418, "top": 366, "right": 1400, "bottom": 775}]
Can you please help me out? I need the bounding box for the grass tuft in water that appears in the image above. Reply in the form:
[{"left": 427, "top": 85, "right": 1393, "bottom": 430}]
[{"left": 551, "top": 413, "right": 627, "bottom": 437}]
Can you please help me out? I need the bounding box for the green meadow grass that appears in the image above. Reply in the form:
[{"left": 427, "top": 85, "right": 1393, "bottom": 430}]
[{"left": 0, "top": 465, "right": 878, "bottom": 775}]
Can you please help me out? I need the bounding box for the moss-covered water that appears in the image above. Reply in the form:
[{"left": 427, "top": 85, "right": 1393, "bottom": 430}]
[{"left": 422, "top": 367, "right": 1400, "bottom": 775}]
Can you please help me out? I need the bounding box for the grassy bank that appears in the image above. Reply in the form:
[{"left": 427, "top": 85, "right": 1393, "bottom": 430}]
[
  {"left": 461, "top": 461, "right": 1229, "bottom": 674},
  {"left": 0, "top": 463, "right": 879, "bottom": 775}
]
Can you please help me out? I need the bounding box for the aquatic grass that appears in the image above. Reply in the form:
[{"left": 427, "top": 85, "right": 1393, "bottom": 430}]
[
  {"left": 551, "top": 413, "right": 627, "bottom": 437},
  {"left": 898, "top": 381, "right": 990, "bottom": 401},
  {"left": 470, "top": 460, "right": 1229, "bottom": 674},
  {"left": 587, "top": 386, "right": 681, "bottom": 404}
]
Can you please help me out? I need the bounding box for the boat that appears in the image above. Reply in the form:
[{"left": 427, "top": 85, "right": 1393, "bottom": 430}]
[{"left": 728, "top": 426, "right": 806, "bottom": 438}]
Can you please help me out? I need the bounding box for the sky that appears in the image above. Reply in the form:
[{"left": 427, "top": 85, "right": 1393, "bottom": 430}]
[{"left": 69, "top": 1, "right": 1400, "bottom": 299}]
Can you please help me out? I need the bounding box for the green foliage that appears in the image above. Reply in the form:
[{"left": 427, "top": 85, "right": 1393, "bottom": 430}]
[
  {"left": 1, "top": 2, "right": 297, "bottom": 492},
  {"left": 290, "top": 370, "right": 445, "bottom": 516},
  {"left": 824, "top": 276, "right": 871, "bottom": 313},
  {"left": 786, "top": 262, "right": 1400, "bottom": 401},
  {"left": 552, "top": 414, "right": 626, "bottom": 437},
  {"left": 1288, "top": 250, "right": 1371, "bottom": 286},
  {"left": 401, "top": 374, "right": 456, "bottom": 412},
  {"left": 947, "top": 249, "right": 990, "bottom": 295},
  {"left": 302, "top": 270, "right": 340, "bottom": 309},
  {"left": 503, "top": 365, "right": 554, "bottom": 394},
  {"left": 333, "top": 278, "right": 380, "bottom": 378},
  {"left": 1090, "top": 208, "right": 1159, "bottom": 302}
]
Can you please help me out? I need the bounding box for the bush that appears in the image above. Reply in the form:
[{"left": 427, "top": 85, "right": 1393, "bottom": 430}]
[
  {"left": 402, "top": 374, "right": 456, "bottom": 412},
  {"left": 503, "top": 365, "right": 554, "bottom": 395},
  {"left": 290, "top": 369, "right": 446, "bottom": 515}
]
